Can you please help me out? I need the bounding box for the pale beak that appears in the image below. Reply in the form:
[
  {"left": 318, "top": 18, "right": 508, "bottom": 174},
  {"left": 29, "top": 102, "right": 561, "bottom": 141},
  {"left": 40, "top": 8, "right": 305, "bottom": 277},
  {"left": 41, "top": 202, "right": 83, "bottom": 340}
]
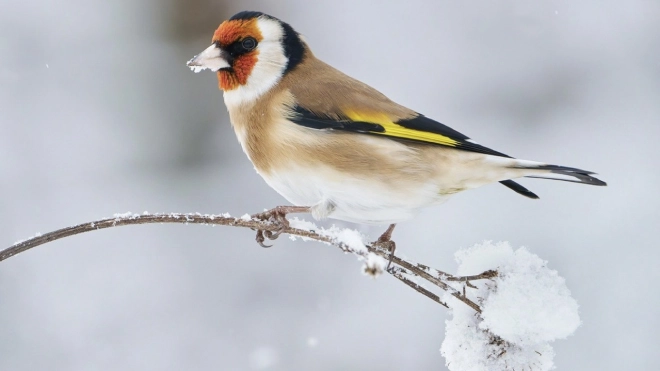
[{"left": 187, "top": 44, "right": 231, "bottom": 73}]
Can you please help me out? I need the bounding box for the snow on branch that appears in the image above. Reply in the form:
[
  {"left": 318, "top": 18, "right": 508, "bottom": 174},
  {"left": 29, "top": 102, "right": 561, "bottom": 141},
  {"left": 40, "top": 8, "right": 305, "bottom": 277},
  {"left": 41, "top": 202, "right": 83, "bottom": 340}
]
[
  {"left": 441, "top": 241, "right": 581, "bottom": 370},
  {"left": 2, "top": 212, "right": 580, "bottom": 370}
]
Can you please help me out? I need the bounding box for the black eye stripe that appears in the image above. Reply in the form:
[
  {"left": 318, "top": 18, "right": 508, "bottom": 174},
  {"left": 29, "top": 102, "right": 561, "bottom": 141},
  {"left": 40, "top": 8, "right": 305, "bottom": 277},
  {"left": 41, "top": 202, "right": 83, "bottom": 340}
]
[{"left": 226, "top": 37, "right": 258, "bottom": 57}]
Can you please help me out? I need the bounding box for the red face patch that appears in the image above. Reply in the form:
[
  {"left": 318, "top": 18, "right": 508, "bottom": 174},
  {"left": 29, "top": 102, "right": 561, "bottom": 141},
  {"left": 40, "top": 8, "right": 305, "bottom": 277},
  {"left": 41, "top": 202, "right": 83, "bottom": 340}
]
[{"left": 212, "top": 19, "right": 264, "bottom": 91}]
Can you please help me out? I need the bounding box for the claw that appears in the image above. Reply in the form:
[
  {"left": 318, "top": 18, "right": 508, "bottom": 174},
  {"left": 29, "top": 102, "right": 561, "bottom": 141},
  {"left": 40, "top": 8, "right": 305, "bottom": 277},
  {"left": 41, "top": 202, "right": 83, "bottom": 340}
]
[
  {"left": 266, "top": 227, "right": 285, "bottom": 240},
  {"left": 255, "top": 230, "right": 273, "bottom": 248},
  {"left": 250, "top": 205, "right": 310, "bottom": 248}
]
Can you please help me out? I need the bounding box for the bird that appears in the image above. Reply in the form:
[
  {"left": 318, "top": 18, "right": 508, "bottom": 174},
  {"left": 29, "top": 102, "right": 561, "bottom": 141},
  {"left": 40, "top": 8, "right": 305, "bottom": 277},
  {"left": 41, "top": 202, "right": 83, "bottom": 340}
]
[{"left": 187, "top": 11, "right": 606, "bottom": 250}]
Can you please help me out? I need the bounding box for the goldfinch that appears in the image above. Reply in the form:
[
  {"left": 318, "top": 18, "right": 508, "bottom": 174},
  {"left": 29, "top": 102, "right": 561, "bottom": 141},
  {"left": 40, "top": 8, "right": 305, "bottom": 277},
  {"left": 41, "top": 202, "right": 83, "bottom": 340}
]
[{"left": 187, "top": 11, "right": 606, "bottom": 246}]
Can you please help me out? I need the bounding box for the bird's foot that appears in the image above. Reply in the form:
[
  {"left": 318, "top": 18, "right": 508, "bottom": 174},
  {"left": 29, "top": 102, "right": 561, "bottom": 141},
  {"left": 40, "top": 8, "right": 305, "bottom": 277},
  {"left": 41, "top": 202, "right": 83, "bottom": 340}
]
[
  {"left": 372, "top": 224, "right": 397, "bottom": 270},
  {"left": 251, "top": 206, "right": 310, "bottom": 247}
]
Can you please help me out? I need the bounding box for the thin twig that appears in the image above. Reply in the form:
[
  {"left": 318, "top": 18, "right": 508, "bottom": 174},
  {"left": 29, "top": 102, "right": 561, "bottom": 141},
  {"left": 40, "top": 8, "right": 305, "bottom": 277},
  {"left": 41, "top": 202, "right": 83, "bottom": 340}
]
[
  {"left": 446, "top": 270, "right": 498, "bottom": 282},
  {"left": 389, "top": 267, "right": 449, "bottom": 308},
  {"left": 2, "top": 212, "right": 496, "bottom": 312}
]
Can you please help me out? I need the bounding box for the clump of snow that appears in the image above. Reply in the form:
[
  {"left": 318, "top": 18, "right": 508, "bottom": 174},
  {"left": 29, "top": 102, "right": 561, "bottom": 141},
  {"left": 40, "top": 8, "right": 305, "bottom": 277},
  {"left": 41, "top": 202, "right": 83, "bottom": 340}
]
[
  {"left": 240, "top": 213, "right": 252, "bottom": 221},
  {"left": 362, "top": 253, "right": 387, "bottom": 278},
  {"left": 334, "top": 229, "right": 367, "bottom": 254},
  {"left": 441, "top": 241, "right": 580, "bottom": 371},
  {"left": 480, "top": 247, "right": 580, "bottom": 346},
  {"left": 443, "top": 312, "right": 555, "bottom": 371},
  {"left": 289, "top": 218, "right": 367, "bottom": 253}
]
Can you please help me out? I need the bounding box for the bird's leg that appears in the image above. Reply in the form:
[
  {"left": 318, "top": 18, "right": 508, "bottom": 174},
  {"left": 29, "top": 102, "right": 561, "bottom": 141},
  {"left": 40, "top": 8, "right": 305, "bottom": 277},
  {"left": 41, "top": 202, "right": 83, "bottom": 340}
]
[
  {"left": 374, "top": 223, "right": 397, "bottom": 270},
  {"left": 251, "top": 206, "right": 310, "bottom": 247}
]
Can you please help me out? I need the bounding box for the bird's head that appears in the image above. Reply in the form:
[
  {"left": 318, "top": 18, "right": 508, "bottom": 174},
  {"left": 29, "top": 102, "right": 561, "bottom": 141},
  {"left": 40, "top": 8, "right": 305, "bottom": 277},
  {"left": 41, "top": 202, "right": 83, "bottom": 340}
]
[{"left": 187, "top": 11, "right": 306, "bottom": 102}]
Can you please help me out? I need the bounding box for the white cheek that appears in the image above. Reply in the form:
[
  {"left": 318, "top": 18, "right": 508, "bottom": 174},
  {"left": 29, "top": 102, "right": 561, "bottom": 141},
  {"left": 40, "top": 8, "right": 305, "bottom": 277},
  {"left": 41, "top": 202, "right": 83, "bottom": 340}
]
[{"left": 223, "top": 18, "right": 288, "bottom": 107}]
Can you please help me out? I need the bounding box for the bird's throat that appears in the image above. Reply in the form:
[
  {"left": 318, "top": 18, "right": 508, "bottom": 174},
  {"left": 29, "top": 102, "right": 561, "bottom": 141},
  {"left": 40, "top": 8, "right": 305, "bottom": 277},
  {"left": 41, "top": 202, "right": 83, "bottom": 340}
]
[{"left": 217, "top": 53, "right": 259, "bottom": 91}]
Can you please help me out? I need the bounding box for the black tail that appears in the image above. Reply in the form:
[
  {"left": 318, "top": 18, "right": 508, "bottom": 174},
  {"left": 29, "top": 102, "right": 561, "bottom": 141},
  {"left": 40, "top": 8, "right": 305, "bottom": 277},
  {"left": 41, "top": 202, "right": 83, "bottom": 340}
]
[
  {"left": 522, "top": 164, "right": 607, "bottom": 186},
  {"left": 501, "top": 164, "right": 606, "bottom": 199},
  {"left": 499, "top": 180, "right": 539, "bottom": 199}
]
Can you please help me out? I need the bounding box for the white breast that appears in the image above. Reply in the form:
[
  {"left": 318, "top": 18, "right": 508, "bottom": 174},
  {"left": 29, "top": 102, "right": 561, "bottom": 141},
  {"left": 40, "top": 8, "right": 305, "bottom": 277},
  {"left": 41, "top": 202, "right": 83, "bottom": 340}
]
[{"left": 258, "top": 163, "right": 448, "bottom": 225}]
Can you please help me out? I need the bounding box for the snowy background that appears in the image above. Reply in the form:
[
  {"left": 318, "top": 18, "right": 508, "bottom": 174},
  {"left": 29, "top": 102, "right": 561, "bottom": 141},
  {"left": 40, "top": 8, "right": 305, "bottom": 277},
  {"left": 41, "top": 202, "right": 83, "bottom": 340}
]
[{"left": 1, "top": 0, "right": 659, "bottom": 370}]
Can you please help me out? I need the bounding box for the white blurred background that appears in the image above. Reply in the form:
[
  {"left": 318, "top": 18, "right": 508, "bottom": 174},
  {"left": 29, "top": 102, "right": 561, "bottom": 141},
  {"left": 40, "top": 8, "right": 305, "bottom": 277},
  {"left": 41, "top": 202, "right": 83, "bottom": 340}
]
[{"left": 1, "top": 0, "right": 658, "bottom": 370}]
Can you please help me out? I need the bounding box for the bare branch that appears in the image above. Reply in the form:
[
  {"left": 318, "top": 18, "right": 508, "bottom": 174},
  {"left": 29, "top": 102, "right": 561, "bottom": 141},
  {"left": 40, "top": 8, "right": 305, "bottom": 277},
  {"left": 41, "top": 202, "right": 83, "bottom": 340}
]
[
  {"left": 2, "top": 212, "right": 497, "bottom": 313},
  {"left": 446, "top": 270, "right": 498, "bottom": 282},
  {"left": 389, "top": 266, "right": 449, "bottom": 308}
]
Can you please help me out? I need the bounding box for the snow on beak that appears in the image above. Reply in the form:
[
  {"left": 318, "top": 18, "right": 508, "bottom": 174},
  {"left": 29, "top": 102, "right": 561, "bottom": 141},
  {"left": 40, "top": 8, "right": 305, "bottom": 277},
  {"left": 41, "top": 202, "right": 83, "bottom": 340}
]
[{"left": 187, "top": 44, "right": 231, "bottom": 73}]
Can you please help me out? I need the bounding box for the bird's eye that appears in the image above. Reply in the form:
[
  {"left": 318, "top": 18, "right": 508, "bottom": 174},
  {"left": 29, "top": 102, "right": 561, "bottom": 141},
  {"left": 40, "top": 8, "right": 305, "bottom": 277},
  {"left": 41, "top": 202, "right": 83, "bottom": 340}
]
[{"left": 241, "top": 37, "right": 257, "bottom": 51}]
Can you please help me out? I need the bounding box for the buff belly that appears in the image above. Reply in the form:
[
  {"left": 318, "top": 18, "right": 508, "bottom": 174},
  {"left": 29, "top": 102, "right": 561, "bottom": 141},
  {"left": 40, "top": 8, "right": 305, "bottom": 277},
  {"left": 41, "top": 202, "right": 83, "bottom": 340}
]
[{"left": 257, "top": 165, "right": 449, "bottom": 225}]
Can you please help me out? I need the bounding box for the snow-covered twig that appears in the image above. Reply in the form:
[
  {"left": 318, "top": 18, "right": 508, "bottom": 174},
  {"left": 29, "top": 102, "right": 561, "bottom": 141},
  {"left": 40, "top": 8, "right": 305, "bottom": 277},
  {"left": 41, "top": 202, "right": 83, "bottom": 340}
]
[
  {"left": 3, "top": 213, "right": 582, "bottom": 370},
  {"left": 2, "top": 212, "right": 494, "bottom": 313}
]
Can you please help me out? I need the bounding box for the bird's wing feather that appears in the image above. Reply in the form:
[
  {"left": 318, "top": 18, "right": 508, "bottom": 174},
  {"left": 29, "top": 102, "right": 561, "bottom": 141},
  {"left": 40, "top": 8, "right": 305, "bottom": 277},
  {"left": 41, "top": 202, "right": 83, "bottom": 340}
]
[
  {"left": 284, "top": 57, "right": 511, "bottom": 158},
  {"left": 290, "top": 105, "right": 511, "bottom": 158},
  {"left": 282, "top": 57, "right": 539, "bottom": 198},
  {"left": 290, "top": 105, "right": 541, "bottom": 198}
]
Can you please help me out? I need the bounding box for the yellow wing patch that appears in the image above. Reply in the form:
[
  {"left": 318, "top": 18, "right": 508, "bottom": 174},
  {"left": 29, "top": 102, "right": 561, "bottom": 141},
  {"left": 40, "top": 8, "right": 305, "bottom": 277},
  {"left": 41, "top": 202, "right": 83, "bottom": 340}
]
[{"left": 343, "top": 110, "right": 459, "bottom": 147}]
